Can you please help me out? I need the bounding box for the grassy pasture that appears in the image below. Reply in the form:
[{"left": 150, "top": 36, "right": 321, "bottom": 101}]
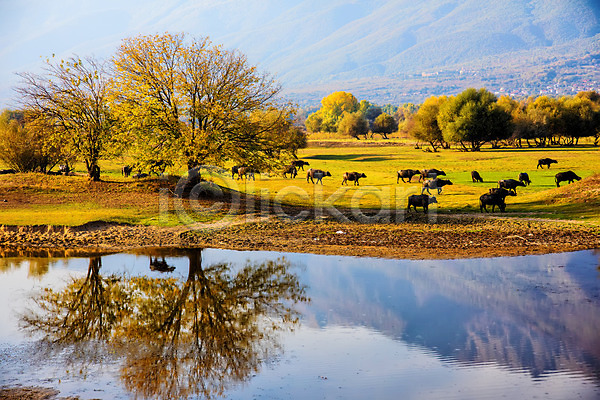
[
  {"left": 0, "top": 142, "right": 598, "bottom": 226},
  {"left": 203, "top": 144, "right": 600, "bottom": 222}
]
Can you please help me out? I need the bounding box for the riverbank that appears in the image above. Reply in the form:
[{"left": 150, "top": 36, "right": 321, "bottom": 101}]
[{"left": 1, "top": 215, "right": 599, "bottom": 260}]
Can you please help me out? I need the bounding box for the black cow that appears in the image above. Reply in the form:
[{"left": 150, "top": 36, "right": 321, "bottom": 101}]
[
  {"left": 555, "top": 171, "right": 581, "bottom": 187},
  {"left": 422, "top": 178, "right": 453, "bottom": 195},
  {"left": 291, "top": 160, "right": 310, "bottom": 170},
  {"left": 419, "top": 168, "right": 446, "bottom": 182},
  {"left": 306, "top": 168, "right": 331, "bottom": 184},
  {"left": 231, "top": 165, "right": 241, "bottom": 179},
  {"left": 396, "top": 169, "right": 421, "bottom": 183},
  {"left": 537, "top": 158, "right": 557, "bottom": 169},
  {"left": 518, "top": 172, "right": 531, "bottom": 186},
  {"left": 122, "top": 165, "right": 133, "bottom": 177},
  {"left": 498, "top": 179, "right": 526, "bottom": 194},
  {"left": 407, "top": 194, "right": 438, "bottom": 213},
  {"left": 342, "top": 172, "right": 366, "bottom": 186},
  {"left": 480, "top": 188, "right": 516, "bottom": 213},
  {"left": 471, "top": 170, "right": 483, "bottom": 183},
  {"left": 283, "top": 165, "right": 297, "bottom": 178}
]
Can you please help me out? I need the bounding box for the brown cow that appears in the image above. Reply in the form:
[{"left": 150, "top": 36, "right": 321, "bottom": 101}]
[
  {"left": 306, "top": 168, "right": 331, "bottom": 184},
  {"left": 397, "top": 169, "right": 421, "bottom": 183},
  {"left": 342, "top": 172, "right": 366, "bottom": 186}
]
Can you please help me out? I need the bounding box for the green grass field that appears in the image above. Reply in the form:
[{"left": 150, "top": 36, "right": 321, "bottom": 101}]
[
  {"left": 1, "top": 142, "right": 599, "bottom": 226},
  {"left": 197, "top": 143, "right": 600, "bottom": 222}
]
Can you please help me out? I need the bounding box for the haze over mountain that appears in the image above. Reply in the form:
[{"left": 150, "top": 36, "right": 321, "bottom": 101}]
[{"left": 1, "top": 0, "right": 599, "bottom": 108}]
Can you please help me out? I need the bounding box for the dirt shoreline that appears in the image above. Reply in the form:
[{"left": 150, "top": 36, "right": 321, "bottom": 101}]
[{"left": 1, "top": 215, "right": 599, "bottom": 260}]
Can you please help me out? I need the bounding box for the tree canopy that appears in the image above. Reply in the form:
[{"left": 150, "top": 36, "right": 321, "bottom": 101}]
[
  {"left": 16, "top": 56, "right": 117, "bottom": 180},
  {"left": 111, "top": 33, "right": 300, "bottom": 171},
  {"left": 438, "top": 88, "right": 511, "bottom": 151}
]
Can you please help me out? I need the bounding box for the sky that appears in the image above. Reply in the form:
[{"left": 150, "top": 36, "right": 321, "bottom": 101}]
[{"left": 0, "top": 0, "right": 301, "bottom": 108}]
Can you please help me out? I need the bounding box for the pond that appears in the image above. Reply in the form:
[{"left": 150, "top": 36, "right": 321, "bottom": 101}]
[{"left": 1, "top": 248, "right": 599, "bottom": 399}]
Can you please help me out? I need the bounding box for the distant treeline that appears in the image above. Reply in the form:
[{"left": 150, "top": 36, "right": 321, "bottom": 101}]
[{"left": 304, "top": 88, "right": 600, "bottom": 151}]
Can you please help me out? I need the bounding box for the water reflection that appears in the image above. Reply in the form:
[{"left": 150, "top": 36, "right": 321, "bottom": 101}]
[
  {"left": 1, "top": 249, "right": 599, "bottom": 399},
  {"left": 20, "top": 249, "right": 308, "bottom": 399}
]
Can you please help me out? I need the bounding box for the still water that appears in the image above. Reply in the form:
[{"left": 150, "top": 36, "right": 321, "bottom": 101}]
[{"left": 0, "top": 248, "right": 599, "bottom": 399}]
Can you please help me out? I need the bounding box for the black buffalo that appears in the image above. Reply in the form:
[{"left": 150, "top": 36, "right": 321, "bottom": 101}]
[
  {"left": 498, "top": 178, "right": 526, "bottom": 194},
  {"left": 122, "top": 165, "right": 133, "bottom": 177},
  {"left": 291, "top": 160, "right": 310, "bottom": 170},
  {"left": 396, "top": 169, "right": 421, "bottom": 183},
  {"left": 407, "top": 194, "right": 438, "bottom": 214},
  {"left": 537, "top": 158, "right": 557, "bottom": 169},
  {"left": 471, "top": 170, "right": 483, "bottom": 183},
  {"left": 518, "top": 172, "right": 531, "bottom": 186},
  {"left": 342, "top": 172, "right": 366, "bottom": 186},
  {"left": 555, "top": 171, "right": 581, "bottom": 187},
  {"left": 419, "top": 168, "right": 446, "bottom": 182},
  {"left": 283, "top": 165, "right": 297, "bottom": 178},
  {"left": 480, "top": 188, "right": 516, "bottom": 213}
]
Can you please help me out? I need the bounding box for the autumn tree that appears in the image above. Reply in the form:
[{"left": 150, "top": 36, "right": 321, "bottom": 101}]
[
  {"left": 438, "top": 88, "right": 511, "bottom": 151},
  {"left": 0, "top": 109, "right": 64, "bottom": 172},
  {"left": 372, "top": 112, "right": 397, "bottom": 139},
  {"left": 111, "top": 33, "right": 299, "bottom": 171},
  {"left": 408, "top": 96, "right": 447, "bottom": 151},
  {"left": 16, "top": 57, "right": 118, "bottom": 180},
  {"left": 304, "top": 91, "right": 359, "bottom": 133},
  {"left": 337, "top": 111, "right": 368, "bottom": 139}
]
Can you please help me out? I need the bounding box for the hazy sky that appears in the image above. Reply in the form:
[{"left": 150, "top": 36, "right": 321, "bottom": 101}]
[{"left": 0, "top": 0, "right": 314, "bottom": 108}]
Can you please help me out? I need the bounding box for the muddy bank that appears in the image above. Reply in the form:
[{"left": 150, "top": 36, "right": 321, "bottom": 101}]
[
  {"left": 0, "top": 386, "right": 79, "bottom": 400},
  {"left": 1, "top": 216, "right": 599, "bottom": 259}
]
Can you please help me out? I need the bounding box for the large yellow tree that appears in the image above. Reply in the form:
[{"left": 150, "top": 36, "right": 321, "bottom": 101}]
[{"left": 110, "top": 33, "right": 301, "bottom": 172}]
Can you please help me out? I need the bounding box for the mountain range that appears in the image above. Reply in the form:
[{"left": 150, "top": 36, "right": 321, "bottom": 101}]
[{"left": 1, "top": 0, "right": 599, "bottom": 108}]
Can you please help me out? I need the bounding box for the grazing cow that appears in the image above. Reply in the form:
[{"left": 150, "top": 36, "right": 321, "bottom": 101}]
[
  {"left": 283, "top": 165, "right": 297, "bottom": 179},
  {"left": 518, "top": 172, "right": 531, "bottom": 186},
  {"left": 407, "top": 194, "right": 438, "bottom": 213},
  {"left": 133, "top": 172, "right": 149, "bottom": 179},
  {"left": 291, "top": 160, "right": 310, "bottom": 170},
  {"left": 537, "top": 158, "right": 558, "bottom": 169},
  {"left": 231, "top": 165, "right": 241, "bottom": 179},
  {"left": 238, "top": 166, "right": 256, "bottom": 181},
  {"left": 342, "top": 172, "right": 366, "bottom": 186},
  {"left": 555, "top": 171, "right": 581, "bottom": 187},
  {"left": 471, "top": 170, "right": 483, "bottom": 183},
  {"left": 419, "top": 168, "right": 446, "bottom": 182},
  {"left": 306, "top": 168, "right": 331, "bottom": 184},
  {"left": 122, "top": 165, "right": 133, "bottom": 177},
  {"left": 498, "top": 178, "right": 526, "bottom": 194},
  {"left": 422, "top": 178, "right": 453, "bottom": 195},
  {"left": 480, "top": 188, "right": 516, "bottom": 213},
  {"left": 396, "top": 169, "right": 421, "bottom": 183}
]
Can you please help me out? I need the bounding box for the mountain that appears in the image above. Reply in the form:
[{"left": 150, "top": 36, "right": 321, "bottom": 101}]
[{"left": 1, "top": 0, "right": 599, "bottom": 108}]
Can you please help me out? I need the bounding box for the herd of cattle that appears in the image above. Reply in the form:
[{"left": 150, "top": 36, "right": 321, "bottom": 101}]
[
  {"left": 404, "top": 157, "right": 582, "bottom": 213},
  {"left": 117, "top": 156, "right": 583, "bottom": 214},
  {"left": 227, "top": 157, "right": 580, "bottom": 214}
]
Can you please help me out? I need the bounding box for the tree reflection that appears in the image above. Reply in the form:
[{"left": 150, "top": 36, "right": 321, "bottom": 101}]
[{"left": 22, "top": 250, "right": 308, "bottom": 399}]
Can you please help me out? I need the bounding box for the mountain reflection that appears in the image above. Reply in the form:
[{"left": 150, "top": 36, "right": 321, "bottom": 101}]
[
  {"left": 300, "top": 252, "right": 600, "bottom": 380},
  {"left": 22, "top": 250, "right": 308, "bottom": 399}
]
